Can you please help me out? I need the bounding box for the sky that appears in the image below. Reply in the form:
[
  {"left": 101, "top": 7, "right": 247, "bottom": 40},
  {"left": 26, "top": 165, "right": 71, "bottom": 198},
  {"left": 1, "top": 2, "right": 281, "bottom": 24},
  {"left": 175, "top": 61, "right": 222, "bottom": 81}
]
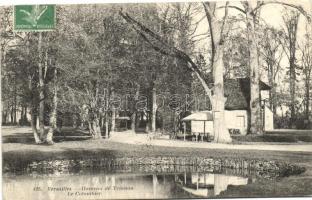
[
  {"left": 193, "top": 0, "right": 311, "bottom": 46},
  {"left": 191, "top": 0, "right": 311, "bottom": 79}
]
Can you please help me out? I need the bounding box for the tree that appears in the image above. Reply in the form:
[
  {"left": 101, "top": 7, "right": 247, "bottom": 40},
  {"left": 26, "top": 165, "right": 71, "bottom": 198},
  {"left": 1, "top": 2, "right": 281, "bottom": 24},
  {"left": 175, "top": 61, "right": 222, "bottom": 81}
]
[
  {"left": 224, "top": 31, "right": 249, "bottom": 79},
  {"left": 224, "top": 1, "right": 310, "bottom": 133},
  {"left": 0, "top": 7, "right": 25, "bottom": 125},
  {"left": 120, "top": 1, "right": 232, "bottom": 143},
  {"left": 260, "top": 26, "right": 283, "bottom": 115},
  {"left": 299, "top": 22, "right": 312, "bottom": 126},
  {"left": 281, "top": 10, "right": 300, "bottom": 127},
  {"left": 240, "top": 1, "right": 264, "bottom": 134}
]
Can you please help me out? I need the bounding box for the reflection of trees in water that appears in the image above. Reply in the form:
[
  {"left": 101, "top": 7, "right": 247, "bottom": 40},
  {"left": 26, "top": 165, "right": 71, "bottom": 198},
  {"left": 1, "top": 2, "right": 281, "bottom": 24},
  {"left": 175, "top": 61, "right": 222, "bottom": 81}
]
[
  {"left": 4, "top": 172, "right": 246, "bottom": 199},
  {"left": 175, "top": 172, "right": 250, "bottom": 197}
]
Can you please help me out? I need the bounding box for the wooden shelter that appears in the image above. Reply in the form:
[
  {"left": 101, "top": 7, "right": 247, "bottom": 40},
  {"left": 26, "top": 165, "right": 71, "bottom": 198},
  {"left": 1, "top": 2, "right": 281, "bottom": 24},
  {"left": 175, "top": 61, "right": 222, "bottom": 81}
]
[{"left": 181, "top": 111, "right": 213, "bottom": 142}]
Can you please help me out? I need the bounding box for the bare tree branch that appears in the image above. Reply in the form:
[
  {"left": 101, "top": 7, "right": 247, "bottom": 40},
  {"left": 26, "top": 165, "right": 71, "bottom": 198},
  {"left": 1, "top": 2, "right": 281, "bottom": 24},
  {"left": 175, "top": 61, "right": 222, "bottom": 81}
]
[
  {"left": 217, "top": 5, "right": 246, "bottom": 14},
  {"left": 253, "top": 1, "right": 311, "bottom": 22},
  {"left": 119, "top": 9, "right": 213, "bottom": 100}
]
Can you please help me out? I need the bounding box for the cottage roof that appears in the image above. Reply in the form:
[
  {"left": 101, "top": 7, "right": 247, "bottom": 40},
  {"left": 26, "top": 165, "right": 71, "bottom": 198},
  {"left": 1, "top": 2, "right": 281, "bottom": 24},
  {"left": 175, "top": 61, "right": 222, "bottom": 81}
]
[
  {"left": 223, "top": 78, "right": 270, "bottom": 110},
  {"left": 182, "top": 78, "right": 270, "bottom": 121}
]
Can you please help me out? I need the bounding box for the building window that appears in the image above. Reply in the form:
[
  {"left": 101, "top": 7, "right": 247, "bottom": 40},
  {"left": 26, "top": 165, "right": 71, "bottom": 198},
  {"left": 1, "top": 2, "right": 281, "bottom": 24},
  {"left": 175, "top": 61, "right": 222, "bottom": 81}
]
[{"left": 237, "top": 116, "right": 245, "bottom": 127}]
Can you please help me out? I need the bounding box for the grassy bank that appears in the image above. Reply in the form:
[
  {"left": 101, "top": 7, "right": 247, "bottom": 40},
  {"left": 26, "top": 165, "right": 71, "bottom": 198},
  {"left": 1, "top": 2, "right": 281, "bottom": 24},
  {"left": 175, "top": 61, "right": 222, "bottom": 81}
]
[
  {"left": 2, "top": 126, "right": 312, "bottom": 198},
  {"left": 233, "top": 130, "right": 312, "bottom": 143}
]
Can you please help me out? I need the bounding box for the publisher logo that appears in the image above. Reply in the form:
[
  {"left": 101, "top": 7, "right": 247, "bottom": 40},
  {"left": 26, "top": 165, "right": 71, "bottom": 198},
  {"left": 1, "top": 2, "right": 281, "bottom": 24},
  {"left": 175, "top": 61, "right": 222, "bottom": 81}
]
[{"left": 14, "top": 5, "right": 55, "bottom": 31}]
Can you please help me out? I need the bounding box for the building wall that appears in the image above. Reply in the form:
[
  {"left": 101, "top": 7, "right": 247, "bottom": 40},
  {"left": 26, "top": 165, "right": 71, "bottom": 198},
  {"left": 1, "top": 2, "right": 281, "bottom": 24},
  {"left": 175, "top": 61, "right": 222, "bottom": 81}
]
[
  {"left": 264, "top": 106, "right": 274, "bottom": 131},
  {"left": 225, "top": 110, "right": 248, "bottom": 135}
]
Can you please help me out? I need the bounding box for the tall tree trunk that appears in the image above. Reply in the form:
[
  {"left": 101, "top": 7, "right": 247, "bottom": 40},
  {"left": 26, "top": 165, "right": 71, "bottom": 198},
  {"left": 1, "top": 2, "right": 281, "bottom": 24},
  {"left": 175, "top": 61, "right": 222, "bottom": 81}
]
[
  {"left": 211, "top": 44, "right": 231, "bottom": 143},
  {"left": 131, "top": 112, "right": 136, "bottom": 132},
  {"left": 105, "top": 114, "right": 109, "bottom": 138},
  {"left": 283, "top": 11, "right": 299, "bottom": 128},
  {"left": 88, "top": 113, "right": 102, "bottom": 139},
  {"left": 272, "top": 87, "right": 277, "bottom": 115},
  {"left": 29, "top": 77, "right": 41, "bottom": 144},
  {"left": 111, "top": 88, "right": 116, "bottom": 132},
  {"left": 13, "top": 77, "right": 17, "bottom": 124},
  {"left": 305, "top": 80, "right": 310, "bottom": 120},
  {"left": 24, "top": 106, "right": 28, "bottom": 122},
  {"left": 0, "top": 43, "right": 3, "bottom": 125},
  {"left": 104, "top": 88, "right": 109, "bottom": 138},
  {"left": 245, "top": 3, "right": 263, "bottom": 134},
  {"left": 2, "top": 111, "right": 7, "bottom": 124},
  {"left": 46, "top": 67, "right": 58, "bottom": 144},
  {"left": 131, "top": 84, "right": 140, "bottom": 132},
  {"left": 90, "top": 118, "right": 102, "bottom": 139},
  {"left": 203, "top": 2, "right": 232, "bottom": 143},
  {"left": 21, "top": 106, "right": 24, "bottom": 124},
  {"left": 31, "top": 110, "right": 41, "bottom": 143},
  {"left": 90, "top": 70, "right": 102, "bottom": 139},
  {"left": 289, "top": 57, "right": 296, "bottom": 127},
  {"left": 10, "top": 105, "right": 13, "bottom": 123},
  {"left": 26, "top": 36, "right": 41, "bottom": 143},
  {"left": 268, "top": 62, "right": 277, "bottom": 114},
  {"left": 73, "top": 114, "right": 78, "bottom": 128},
  {"left": 145, "top": 112, "right": 150, "bottom": 133},
  {"left": 151, "top": 87, "right": 157, "bottom": 133},
  {"left": 38, "top": 32, "right": 45, "bottom": 140}
]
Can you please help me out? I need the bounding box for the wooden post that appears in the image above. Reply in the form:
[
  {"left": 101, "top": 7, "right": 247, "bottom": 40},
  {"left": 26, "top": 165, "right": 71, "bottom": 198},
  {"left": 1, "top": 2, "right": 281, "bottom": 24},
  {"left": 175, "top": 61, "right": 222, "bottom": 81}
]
[
  {"left": 151, "top": 87, "right": 157, "bottom": 133},
  {"left": 204, "top": 121, "right": 206, "bottom": 142},
  {"left": 262, "top": 100, "right": 266, "bottom": 132},
  {"left": 183, "top": 122, "right": 186, "bottom": 141},
  {"left": 105, "top": 88, "right": 109, "bottom": 138}
]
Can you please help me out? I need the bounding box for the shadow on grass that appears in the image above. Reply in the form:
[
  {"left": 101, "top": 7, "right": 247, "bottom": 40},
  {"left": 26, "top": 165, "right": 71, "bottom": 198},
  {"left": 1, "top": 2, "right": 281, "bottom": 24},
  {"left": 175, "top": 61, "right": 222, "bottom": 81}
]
[
  {"left": 2, "top": 135, "right": 92, "bottom": 144},
  {"left": 2, "top": 127, "right": 94, "bottom": 144},
  {"left": 232, "top": 134, "right": 312, "bottom": 143}
]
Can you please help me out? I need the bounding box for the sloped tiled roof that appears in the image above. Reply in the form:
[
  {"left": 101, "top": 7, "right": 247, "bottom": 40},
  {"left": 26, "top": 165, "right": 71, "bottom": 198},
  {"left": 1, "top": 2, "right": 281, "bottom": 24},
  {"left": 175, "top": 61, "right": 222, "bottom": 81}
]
[{"left": 224, "top": 78, "right": 270, "bottom": 110}]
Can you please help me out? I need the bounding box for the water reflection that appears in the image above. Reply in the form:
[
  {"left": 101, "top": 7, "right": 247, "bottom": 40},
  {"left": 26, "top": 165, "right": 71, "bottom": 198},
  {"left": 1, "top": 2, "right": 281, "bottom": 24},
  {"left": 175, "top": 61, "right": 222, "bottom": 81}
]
[
  {"left": 3, "top": 172, "right": 251, "bottom": 199},
  {"left": 177, "top": 173, "right": 250, "bottom": 197}
]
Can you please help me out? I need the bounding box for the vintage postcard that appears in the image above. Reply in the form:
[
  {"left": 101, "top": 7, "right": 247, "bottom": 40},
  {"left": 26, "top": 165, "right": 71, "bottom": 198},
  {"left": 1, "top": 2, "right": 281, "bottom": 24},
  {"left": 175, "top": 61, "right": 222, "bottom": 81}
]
[{"left": 1, "top": 0, "right": 312, "bottom": 199}]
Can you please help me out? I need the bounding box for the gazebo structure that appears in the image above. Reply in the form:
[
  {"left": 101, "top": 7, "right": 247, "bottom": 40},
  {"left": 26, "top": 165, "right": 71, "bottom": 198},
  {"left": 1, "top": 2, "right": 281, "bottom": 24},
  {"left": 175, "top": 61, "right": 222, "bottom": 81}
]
[{"left": 181, "top": 111, "right": 213, "bottom": 142}]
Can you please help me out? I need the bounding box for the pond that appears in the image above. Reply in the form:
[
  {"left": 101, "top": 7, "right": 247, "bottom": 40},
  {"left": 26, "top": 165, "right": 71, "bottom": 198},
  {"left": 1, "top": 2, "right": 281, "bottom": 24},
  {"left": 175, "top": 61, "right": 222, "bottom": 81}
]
[
  {"left": 4, "top": 171, "right": 254, "bottom": 199},
  {"left": 2, "top": 157, "right": 305, "bottom": 199}
]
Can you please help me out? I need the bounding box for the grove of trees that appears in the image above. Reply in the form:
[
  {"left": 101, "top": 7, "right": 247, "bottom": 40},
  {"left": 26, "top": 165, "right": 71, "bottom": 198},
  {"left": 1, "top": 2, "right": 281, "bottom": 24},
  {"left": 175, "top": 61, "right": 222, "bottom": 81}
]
[{"left": 1, "top": 1, "right": 311, "bottom": 144}]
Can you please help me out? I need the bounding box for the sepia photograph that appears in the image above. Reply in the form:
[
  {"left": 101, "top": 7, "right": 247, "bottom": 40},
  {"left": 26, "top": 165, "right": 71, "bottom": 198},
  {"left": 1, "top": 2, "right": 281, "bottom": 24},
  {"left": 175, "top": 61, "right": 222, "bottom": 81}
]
[{"left": 1, "top": 0, "right": 312, "bottom": 199}]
